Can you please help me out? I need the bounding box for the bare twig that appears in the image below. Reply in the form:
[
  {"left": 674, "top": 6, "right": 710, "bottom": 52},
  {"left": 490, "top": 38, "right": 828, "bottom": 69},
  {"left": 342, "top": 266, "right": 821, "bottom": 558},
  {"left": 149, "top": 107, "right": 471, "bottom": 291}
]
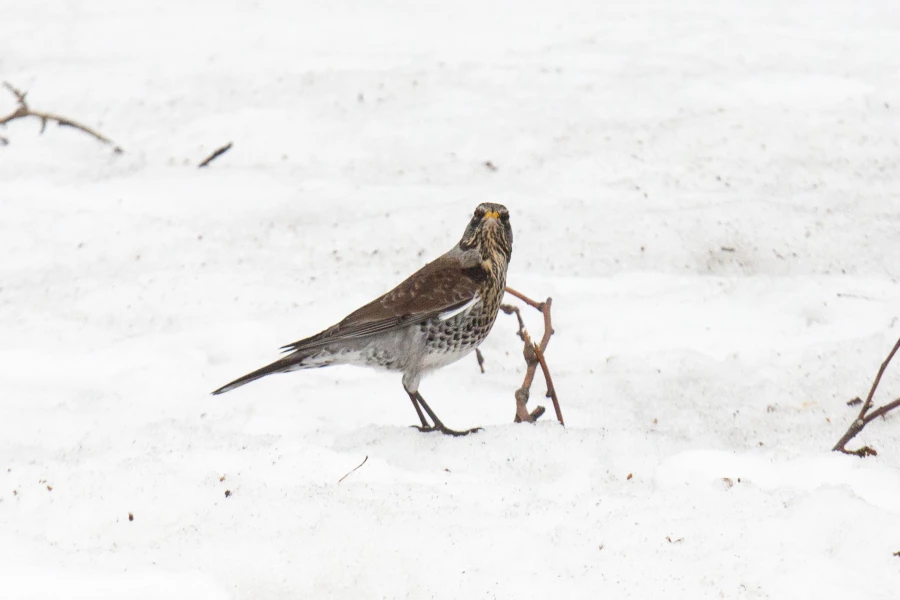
[
  {"left": 198, "top": 142, "right": 233, "bottom": 168},
  {"left": 837, "top": 293, "right": 877, "bottom": 301},
  {"left": 0, "top": 82, "right": 122, "bottom": 153},
  {"left": 833, "top": 335, "right": 900, "bottom": 457},
  {"left": 505, "top": 286, "right": 545, "bottom": 311},
  {"left": 513, "top": 326, "right": 543, "bottom": 423},
  {"left": 337, "top": 455, "right": 368, "bottom": 483},
  {"left": 502, "top": 287, "right": 563, "bottom": 426},
  {"left": 500, "top": 303, "right": 526, "bottom": 341},
  {"left": 533, "top": 342, "right": 564, "bottom": 426},
  {"left": 471, "top": 286, "right": 563, "bottom": 424}
]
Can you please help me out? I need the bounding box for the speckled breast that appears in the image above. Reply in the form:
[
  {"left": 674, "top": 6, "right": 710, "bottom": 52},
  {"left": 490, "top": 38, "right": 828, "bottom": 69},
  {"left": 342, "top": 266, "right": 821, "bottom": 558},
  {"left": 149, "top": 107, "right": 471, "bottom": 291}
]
[{"left": 421, "top": 272, "right": 506, "bottom": 356}]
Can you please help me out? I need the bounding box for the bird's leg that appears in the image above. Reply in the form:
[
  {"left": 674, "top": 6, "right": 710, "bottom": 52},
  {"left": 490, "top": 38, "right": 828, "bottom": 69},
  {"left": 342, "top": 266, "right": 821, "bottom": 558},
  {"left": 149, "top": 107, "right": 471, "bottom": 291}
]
[
  {"left": 406, "top": 391, "right": 431, "bottom": 428},
  {"left": 413, "top": 392, "right": 482, "bottom": 437}
]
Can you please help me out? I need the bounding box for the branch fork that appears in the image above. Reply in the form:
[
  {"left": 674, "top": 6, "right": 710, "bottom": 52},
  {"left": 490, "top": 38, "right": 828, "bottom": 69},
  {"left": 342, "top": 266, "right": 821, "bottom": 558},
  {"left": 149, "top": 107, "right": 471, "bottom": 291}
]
[
  {"left": 500, "top": 286, "right": 564, "bottom": 426},
  {"left": 0, "top": 82, "right": 122, "bottom": 153},
  {"left": 833, "top": 335, "right": 900, "bottom": 457}
]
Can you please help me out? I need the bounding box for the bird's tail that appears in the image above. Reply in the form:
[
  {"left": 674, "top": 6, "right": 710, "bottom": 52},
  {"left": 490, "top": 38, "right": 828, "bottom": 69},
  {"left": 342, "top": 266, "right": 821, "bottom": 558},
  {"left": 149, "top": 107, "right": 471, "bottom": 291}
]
[{"left": 211, "top": 352, "right": 328, "bottom": 395}]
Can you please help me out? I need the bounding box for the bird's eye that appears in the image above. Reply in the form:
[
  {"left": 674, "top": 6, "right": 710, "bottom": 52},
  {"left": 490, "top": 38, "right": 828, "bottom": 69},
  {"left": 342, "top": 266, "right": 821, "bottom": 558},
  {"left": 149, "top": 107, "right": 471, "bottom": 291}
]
[{"left": 500, "top": 212, "right": 509, "bottom": 222}]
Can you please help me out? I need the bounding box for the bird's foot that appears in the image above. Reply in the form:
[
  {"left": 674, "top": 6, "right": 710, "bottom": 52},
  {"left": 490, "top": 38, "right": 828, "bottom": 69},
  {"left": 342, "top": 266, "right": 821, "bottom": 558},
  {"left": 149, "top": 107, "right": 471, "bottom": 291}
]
[{"left": 413, "top": 424, "right": 483, "bottom": 437}]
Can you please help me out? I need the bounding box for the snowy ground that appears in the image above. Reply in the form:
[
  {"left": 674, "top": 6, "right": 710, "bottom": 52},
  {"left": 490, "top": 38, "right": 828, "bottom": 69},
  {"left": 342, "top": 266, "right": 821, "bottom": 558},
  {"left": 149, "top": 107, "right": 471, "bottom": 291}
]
[{"left": 3, "top": 1, "right": 900, "bottom": 598}]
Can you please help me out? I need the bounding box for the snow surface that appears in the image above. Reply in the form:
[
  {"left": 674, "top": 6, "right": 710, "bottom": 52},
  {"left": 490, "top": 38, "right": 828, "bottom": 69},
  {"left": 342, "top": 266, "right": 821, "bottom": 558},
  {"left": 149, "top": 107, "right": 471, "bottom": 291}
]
[{"left": 3, "top": 0, "right": 900, "bottom": 598}]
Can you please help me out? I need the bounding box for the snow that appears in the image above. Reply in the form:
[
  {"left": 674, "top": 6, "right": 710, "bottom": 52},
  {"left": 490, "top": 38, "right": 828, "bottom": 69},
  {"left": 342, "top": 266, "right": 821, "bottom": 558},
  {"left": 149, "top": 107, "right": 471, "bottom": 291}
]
[{"left": 3, "top": 0, "right": 900, "bottom": 598}]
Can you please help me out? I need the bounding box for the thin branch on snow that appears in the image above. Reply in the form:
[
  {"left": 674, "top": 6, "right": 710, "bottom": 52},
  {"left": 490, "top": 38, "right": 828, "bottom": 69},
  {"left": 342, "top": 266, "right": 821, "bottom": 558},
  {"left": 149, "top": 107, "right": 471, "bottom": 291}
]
[
  {"left": 0, "top": 82, "right": 122, "bottom": 153},
  {"left": 502, "top": 286, "right": 564, "bottom": 426},
  {"left": 198, "top": 142, "right": 233, "bottom": 168},
  {"left": 338, "top": 455, "right": 368, "bottom": 483},
  {"left": 832, "top": 335, "right": 900, "bottom": 457}
]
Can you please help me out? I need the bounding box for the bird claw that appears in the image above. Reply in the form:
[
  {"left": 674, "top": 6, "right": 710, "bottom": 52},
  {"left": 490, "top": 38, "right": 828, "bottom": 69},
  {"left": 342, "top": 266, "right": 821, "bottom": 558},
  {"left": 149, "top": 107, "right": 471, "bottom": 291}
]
[{"left": 413, "top": 424, "right": 483, "bottom": 437}]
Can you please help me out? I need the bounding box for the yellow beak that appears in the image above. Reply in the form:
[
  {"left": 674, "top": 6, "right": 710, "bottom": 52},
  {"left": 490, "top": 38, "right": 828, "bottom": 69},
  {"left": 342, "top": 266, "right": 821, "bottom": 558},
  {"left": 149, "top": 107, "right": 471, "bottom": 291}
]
[{"left": 483, "top": 211, "right": 500, "bottom": 220}]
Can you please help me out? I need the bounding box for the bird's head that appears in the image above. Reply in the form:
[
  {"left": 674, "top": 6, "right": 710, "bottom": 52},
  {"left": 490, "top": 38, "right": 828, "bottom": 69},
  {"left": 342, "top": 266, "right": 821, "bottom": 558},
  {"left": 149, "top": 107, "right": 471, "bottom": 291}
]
[{"left": 457, "top": 202, "right": 513, "bottom": 263}]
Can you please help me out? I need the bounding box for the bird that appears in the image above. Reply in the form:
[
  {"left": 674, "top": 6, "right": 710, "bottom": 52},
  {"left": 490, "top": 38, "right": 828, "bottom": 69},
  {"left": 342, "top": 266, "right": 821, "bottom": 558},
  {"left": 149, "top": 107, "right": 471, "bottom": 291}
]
[{"left": 212, "top": 203, "right": 513, "bottom": 436}]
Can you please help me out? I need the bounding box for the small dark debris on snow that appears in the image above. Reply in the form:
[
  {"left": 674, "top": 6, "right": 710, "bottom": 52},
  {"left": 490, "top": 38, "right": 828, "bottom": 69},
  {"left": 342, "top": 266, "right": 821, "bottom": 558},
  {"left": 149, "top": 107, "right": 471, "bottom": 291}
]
[
  {"left": 626, "top": 473, "right": 633, "bottom": 480},
  {"left": 766, "top": 405, "right": 776, "bottom": 413},
  {"left": 722, "top": 478, "right": 734, "bottom": 489},
  {"left": 483, "top": 160, "right": 498, "bottom": 171},
  {"left": 720, "top": 246, "right": 735, "bottom": 253},
  {"left": 893, "top": 551, "right": 900, "bottom": 557},
  {"left": 338, "top": 455, "right": 369, "bottom": 483},
  {"left": 197, "top": 142, "right": 233, "bottom": 168},
  {"left": 128, "top": 512, "right": 134, "bottom": 522},
  {"left": 846, "top": 397, "right": 863, "bottom": 406},
  {"left": 219, "top": 475, "right": 226, "bottom": 482},
  {"left": 224, "top": 490, "right": 232, "bottom": 498},
  {"left": 46, "top": 485, "right": 53, "bottom": 492},
  {"left": 666, "top": 536, "right": 684, "bottom": 544}
]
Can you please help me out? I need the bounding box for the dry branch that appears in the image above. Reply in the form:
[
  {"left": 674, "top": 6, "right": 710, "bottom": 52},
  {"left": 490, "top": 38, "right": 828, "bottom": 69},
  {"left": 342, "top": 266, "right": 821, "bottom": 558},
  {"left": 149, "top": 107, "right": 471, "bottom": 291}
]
[
  {"left": 198, "top": 142, "right": 233, "bottom": 168},
  {"left": 832, "top": 335, "right": 900, "bottom": 457},
  {"left": 534, "top": 343, "right": 564, "bottom": 426},
  {"left": 337, "top": 455, "right": 368, "bottom": 483},
  {"left": 0, "top": 82, "right": 122, "bottom": 153},
  {"left": 500, "top": 303, "right": 527, "bottom": 341},
  {"left": 502, "top": 286, "right": 564, "bottom": 426}
]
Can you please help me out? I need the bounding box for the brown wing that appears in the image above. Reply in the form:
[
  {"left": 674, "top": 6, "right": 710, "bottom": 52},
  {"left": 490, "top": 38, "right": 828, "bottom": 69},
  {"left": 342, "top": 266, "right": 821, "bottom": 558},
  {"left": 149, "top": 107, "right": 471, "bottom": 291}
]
[{"left": 280, "top": 255, "right": 488, "bottom": 353}]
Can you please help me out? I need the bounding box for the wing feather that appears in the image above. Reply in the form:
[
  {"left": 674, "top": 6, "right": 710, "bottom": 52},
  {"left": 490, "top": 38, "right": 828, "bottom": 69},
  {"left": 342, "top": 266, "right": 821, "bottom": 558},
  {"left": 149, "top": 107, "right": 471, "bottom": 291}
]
[{"left": 280, "top": 256, "right": 487, "bottom": 354}]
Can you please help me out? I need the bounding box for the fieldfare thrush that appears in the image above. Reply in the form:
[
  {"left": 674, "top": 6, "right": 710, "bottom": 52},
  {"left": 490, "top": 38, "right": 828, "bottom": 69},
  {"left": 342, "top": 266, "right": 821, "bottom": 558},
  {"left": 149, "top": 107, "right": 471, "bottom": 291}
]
[{"left": 212, "top": 203, "right": 513, "bottom": 436}]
